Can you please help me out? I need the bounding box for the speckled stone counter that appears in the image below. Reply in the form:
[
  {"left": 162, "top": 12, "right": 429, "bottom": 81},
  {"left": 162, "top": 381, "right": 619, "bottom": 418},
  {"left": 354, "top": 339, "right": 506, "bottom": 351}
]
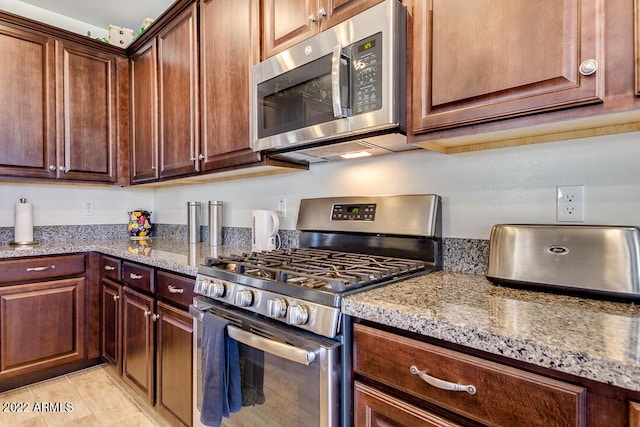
[
  {"left": 0, "top": 238, "right": 251, "bottom": 277},
  {"left": 342, "top": 271, "right": 640, "bottom": 392}
]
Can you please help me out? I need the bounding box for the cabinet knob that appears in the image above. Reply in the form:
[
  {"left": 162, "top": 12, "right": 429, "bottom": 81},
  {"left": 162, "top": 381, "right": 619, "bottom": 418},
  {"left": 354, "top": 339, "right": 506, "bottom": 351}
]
[
  {"left": 48, "top": 165, "right": 56, "bottom": 171},
  {"left": 152, "top": 313, "right": 160, "bottom": 322},
  {"left": 198, "top": 154, "right": 205, "bottom": 161},
  {"left": 113, "top": 294, "right": 120, "bottom": 301},
  {"left": 308, "top": 13, "right": 317, "bottom": 23},
  {"left": 579, "top": 59, "right": 598, "bottom": 76},
  {"left": 59, "top": 165, "right": 68, "bottom": 173},
  {"left": 143, "top": 310, "right": 152, "bottom": 318},
  {"left": 318, "top": 7, "right": 326, "bottom": 17}
]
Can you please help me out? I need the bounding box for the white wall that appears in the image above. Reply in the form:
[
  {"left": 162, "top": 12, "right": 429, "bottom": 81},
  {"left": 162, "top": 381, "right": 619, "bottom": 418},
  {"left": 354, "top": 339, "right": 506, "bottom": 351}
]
[
  {"left": 0, "top": 183, "right": 154, "bottom": 226},
  {"left": 154, "top": 131, "right": 640, "bottom": 239},
  {"left": 2, "top": 131, "right": 639, "bottom": 239},
  {"left": 0, "top": 0, "right": 107, "bottom": 38}
]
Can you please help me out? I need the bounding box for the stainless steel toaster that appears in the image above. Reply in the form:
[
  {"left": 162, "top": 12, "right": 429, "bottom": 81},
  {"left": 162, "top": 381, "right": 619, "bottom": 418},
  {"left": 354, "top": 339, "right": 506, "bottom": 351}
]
[{"left": 486, "top": 224, "right": 640, "bottom": 298}]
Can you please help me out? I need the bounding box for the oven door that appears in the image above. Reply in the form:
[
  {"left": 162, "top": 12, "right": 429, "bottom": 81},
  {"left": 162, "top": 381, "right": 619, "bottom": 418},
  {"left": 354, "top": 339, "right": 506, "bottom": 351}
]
[{"left": 190, "top": 301, "right": 341, "bottom": 427}]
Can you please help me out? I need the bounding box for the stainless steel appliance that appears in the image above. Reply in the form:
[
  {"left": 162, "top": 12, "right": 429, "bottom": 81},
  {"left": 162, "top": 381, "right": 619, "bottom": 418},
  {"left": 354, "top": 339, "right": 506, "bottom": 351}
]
[
  {"left": 486, "top": 224, "right": 640, "bottom": 298},
  {"left": 190, "top": 194, "right": 442, "bottom": 427},
  {"left": 250, "top": 0, "right": 410, "bottom": 164}
]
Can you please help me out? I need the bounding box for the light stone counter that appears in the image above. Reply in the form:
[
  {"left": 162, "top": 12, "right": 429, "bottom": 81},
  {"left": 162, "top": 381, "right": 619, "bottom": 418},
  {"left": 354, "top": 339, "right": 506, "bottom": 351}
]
[
  {"left": 0, "top": 239, "right": 251, "bottom": 277},
  {"left": 342, "top": 270, "right": 640, "bottom": 392}
]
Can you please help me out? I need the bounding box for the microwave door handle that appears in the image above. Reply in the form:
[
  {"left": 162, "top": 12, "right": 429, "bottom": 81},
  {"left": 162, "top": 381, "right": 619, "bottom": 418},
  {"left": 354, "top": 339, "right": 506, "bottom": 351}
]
[{"left": 331, "top": 44, "right": 343, "bottom": 118}]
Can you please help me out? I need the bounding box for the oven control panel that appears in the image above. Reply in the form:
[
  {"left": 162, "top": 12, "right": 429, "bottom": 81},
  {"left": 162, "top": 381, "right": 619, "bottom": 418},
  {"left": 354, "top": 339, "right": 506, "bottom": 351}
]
[{"left": 331, "top": 203, "right": 376, "bottom": 221}]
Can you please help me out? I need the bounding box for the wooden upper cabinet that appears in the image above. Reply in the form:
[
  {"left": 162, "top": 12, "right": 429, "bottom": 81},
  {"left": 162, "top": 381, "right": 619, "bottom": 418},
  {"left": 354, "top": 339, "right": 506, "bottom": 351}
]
[
  {"left": 261, "top": 0, "right": 383, "bottom": 58},
  {"left": 199, "top": 0, "right": 261, "bottom": 171},
  {"left": 56, "top": 41, "right": 118, "bottom": 183},
  {"left": 157, "top": 4, "right": 199, "bottom": 179},
  {"left": 130, "top": 41, "right": 159, "bottom": 183},
  {"left": 411, "top": 0, "right": 604, "bottom": 134},
  {"left": 0, "top": 23, "right": 56, "bottom": 179}
]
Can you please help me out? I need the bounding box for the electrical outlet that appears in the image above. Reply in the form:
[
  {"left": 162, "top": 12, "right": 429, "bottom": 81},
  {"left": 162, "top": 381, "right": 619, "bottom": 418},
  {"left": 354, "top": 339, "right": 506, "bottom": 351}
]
[
  {"left": 277, "top": 197, "right": 287, "bottom": 218},
  {"left": 83, "top": 202, "right": 94, "bottom": 216},
  {"left": 556, "top": 186, "right": 584, "bottom": 222}
]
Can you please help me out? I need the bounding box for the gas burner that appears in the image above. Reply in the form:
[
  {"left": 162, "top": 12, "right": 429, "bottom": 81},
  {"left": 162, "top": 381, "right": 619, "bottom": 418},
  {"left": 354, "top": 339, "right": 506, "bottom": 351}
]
[{"left": 203, "top": 248, "right": 426, "bottom": 292}]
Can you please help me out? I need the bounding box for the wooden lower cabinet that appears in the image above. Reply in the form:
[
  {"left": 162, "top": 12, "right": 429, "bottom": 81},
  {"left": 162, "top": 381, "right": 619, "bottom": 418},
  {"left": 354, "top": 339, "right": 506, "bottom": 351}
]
[
  {"left": 101, "top": 278, "right": 122, "bottom": 372},
  {"left": 0, "top": 277, "right": 86, "bottom": 380},
  {"left": 156, "top": 301, "right": 193, "bottom": 427},
  {"left": 353, "top": 322, "right": 587, "bottom": 427},
  {"left": 122, "top": 286, "right": 156, "bottom": 404},
  {"left": 631, "top": 401, "right": 640, "bottom": 427},
  {"left": 102, "top": 257, "right": 194, "bottom": 426},
  {"left": 354, "top": 381, "right": 460, "bottom": 427}
]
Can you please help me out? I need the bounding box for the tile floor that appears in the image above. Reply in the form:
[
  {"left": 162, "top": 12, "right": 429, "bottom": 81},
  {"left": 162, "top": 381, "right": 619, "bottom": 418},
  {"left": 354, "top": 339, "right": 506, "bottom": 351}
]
[{"left": 0, "top": 365, "right": 173, "bottom": 427}]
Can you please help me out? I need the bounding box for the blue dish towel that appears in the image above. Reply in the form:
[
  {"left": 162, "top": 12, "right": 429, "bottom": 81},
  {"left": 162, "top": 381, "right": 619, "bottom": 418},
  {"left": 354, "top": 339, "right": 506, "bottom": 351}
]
[{"left": 200, "top": 312, "right": 242, "bottom": 427}]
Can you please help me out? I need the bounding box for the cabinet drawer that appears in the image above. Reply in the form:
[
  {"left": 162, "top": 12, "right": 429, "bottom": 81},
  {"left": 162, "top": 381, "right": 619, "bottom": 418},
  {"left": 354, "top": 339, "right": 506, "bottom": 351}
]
[
  {"left": 122, "top": 261, "right": 154, "bottom": 293},
  {"left": 0, "top": 254, "right": 85, "bottom": 284},
  {"left": 353, "top": 324, "right": 586, "bottom": 427},
  {"left": 100, "top": 255, "right": 121, "bottom": 281},
  {"left": 156, "top": 271, "right": 195, "bottom": 309}
]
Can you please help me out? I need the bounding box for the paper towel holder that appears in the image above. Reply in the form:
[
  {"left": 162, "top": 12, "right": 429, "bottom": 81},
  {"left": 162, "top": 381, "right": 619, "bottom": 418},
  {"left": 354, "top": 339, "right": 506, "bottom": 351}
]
[{"left": 10, "top": 198, "right": 38, "bottom": 247}]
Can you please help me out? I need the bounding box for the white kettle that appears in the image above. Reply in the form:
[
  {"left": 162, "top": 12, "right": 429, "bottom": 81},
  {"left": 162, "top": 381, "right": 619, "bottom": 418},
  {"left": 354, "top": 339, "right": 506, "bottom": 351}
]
[{"left": 252, "top": 209, "right": 279, "bottom": 252}]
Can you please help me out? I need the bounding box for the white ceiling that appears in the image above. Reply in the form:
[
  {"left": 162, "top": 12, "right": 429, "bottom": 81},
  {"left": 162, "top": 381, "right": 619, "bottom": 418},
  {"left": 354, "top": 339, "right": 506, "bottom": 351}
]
[{"left": 17, "top": 0, "right": 175, "bottom": 31}]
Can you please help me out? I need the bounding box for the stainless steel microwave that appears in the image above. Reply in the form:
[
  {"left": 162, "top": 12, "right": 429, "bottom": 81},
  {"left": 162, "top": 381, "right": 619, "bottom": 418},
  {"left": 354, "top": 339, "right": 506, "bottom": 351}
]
[{"left": 250, "top": 0, "right": 407, "bottom": 160}]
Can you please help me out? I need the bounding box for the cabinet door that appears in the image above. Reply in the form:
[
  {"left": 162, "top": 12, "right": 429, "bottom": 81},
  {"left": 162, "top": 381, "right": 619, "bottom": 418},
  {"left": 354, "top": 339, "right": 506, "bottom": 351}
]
[
  {"left": 320, "top": 0, "right": 384, "bottom": 30},
  {"left": 262, "top": 0, "right": 318, "bottom": 58},
  {"left": 130, "top": 40, "right": 159, "bottom": 183},
  {"left": 0, "top": 278, "right": 86, "bottom": 380},
  {"left": 199, "top": 0, "right": 261, "bottom": 171},
  {"left": 354, "top": 382, "right": 460, "bottom": 427},
  {"left": 411, "top": 0, "right": 604, "bottom": 133},
  {"left": 101, "top": 279, "right": 122, "bottom": 372},
  {"left": 56, "top": 41, "right": 118, "bottom": 183},
  {"left": 157, "top": 4, "right": 199, "bottom": 179},
  {"left": 0, "top": 23, "right": 56, "bottom": 179},
  {"left": 122, "top": 287, "right": 155, "bottom": 404},
  {"left": 155, "top": 301, "right": 193, "bottom": 427}
]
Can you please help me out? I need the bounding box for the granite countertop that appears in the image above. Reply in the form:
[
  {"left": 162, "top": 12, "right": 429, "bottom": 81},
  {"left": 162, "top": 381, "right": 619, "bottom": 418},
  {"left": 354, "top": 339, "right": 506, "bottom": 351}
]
[
  {"left": 0, "top": 238, "right": 251, "bottom": 277},
  {"left": 343, "top": 270, "right": 640, "bottom": 392}
]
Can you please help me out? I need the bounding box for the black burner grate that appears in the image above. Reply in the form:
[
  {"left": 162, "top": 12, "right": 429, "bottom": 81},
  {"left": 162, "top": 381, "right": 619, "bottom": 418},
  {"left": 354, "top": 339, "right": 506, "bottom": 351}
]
[{"left": 204, "top": 248, "right": 425, "bottom": 292}]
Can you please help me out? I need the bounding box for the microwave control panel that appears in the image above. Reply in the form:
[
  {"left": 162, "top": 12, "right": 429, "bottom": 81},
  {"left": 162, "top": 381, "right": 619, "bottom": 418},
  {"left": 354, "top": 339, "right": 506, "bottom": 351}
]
[
  {"left": 352, "top": 32, "right": 383, "bottom": 115},
  {"left": 331, "top": 203, "right": 377, "bottom": 221}
]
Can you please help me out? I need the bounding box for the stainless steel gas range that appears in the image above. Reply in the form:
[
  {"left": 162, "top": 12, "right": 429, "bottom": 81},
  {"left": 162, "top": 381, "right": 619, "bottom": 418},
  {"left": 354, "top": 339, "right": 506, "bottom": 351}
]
[{"left": 190, "top": 194, "right": 442, "bottom": 427}]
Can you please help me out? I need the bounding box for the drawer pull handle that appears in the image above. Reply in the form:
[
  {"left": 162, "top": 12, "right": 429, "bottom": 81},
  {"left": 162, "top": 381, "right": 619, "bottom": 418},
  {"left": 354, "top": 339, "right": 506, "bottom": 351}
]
[
  {"left": 410, "top": 366, "right": 477, "bottom": 395},
  {"left": 104, "top": 265, "right": 116, "bottom": 271},
  {"left": 26, "top": 265, "right": 55, "bottom": 272},
  {"left": 129, "top": 273, "right": 143, "bottom": 280},
  {"left": 168, "top": 285, "right": 184, "bottom": 294}
]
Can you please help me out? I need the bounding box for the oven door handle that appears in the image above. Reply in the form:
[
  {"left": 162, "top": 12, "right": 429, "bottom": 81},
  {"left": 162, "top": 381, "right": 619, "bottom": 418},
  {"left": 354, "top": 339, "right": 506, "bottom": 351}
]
[
  {"left": 227, "top": 325, "right": 316, "bottom": 365},
  {"left": 190, "top": 306, "right": 318, "bottom": 366}
]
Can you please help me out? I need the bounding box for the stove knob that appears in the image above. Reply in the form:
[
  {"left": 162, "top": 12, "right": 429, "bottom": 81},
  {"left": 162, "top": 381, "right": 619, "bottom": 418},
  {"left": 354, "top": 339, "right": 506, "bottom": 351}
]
[
  {"left": 288, "top": 305, "right": 309, "bottom": 325},
  {"left": 267, "top": 298, "right": 288, "bottom": 319},
  {"left": 196, "top": 278, "right": 210, "bottom": 294},
  {"left": 208, "top": 279, "right": 226, "bottom": 298},
  {"left": 235, "top": 289, "right": 254, "bottom": 307}
]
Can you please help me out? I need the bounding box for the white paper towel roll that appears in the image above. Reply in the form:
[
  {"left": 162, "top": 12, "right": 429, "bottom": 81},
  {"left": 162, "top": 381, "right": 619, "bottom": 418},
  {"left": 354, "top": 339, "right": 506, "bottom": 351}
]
[{"left": 14, "top": 199, "right": 34, "bottom": 243}]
